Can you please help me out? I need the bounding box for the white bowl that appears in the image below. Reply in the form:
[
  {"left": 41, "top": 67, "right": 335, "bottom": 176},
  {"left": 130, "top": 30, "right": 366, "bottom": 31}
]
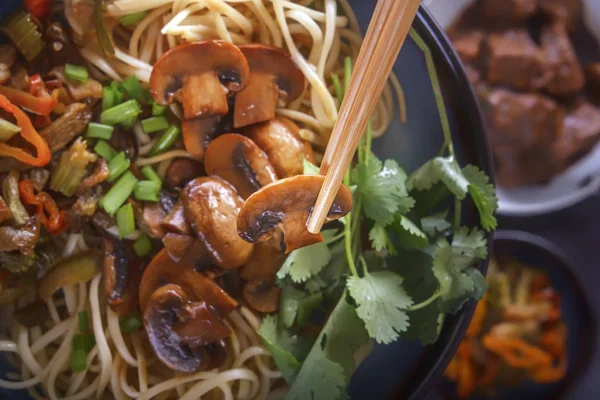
[{"left": 425, "top": 0, "right": 600, "bottom": 216}]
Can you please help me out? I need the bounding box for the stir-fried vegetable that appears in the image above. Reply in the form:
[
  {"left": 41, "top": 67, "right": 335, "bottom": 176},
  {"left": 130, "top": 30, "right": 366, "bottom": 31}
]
[
  {"left": 119, "top": 11, "right": 148, "bottom": 26},
  {"left": 100, "top": 171, "right": 138, "bottom": 216},
  {"left": 116, "top": 203, "right": 135, "bottom": 238},
  {"left": 94, "top": 0, "right": 115, "bottom": 58},
  {"left": 38, "top": 251, "right": 100, "bottom": 300},
  {"left": 94, "top": 140, "right": 117, "bottom": 160},
  {"left": 149, "top": 125, "right": 181, "bottom": 156},
  {"left": 19, "top": 180, "right": 69, "bottom": 234},
  {"left": 64, "top": 64, "right": 89, "bottom": 83},
  {"left": 24, "top": 0, "right": 52, "bottom": 21},
  {"left": 0, "top": 242, "right": 58, "bottom": 276},
  {"left": 50, "top": 137, "right": 97, "bottom": 196},
  {"left": 100, "top": 99, "right": 142, "bottom": 126},
  {"left": 0, "top": 11, "right": 45, "bottom": 62},
  {"left": 2, "top": 171, "right": 28, "bottom": 226},
  {"left": 133, "top": 234, "right": 152, "bottom": 257},
  {"left": 107, "top": 152, "right": 130, "bottom": 182},
  {"left": 0, "top": 94, "right": 51, "bottom": 166}
]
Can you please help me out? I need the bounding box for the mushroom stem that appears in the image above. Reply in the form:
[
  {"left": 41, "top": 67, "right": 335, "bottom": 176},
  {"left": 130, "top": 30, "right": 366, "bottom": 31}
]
[
  {"left": 234, "top": 73, "right": 280, "bottom": 128},
  {"left": 181, "top": 72, "right": 228, "bottom": 119}
]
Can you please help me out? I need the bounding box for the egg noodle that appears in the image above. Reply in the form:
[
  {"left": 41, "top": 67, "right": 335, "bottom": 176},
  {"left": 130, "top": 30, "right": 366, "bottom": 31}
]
[{"left": 0, "top": 0, "right": 407, "bottom": 399}]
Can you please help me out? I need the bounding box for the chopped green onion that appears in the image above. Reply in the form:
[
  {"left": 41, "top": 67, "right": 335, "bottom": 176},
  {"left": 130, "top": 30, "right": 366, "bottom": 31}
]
[
  {"left": 141, "top": 116, "right": 169, "bottom": 134},
  {"left": 149, "top": 125, "right": 181, "bottom": 156},
  {"left": 111, "top": 82, "right": 125, "bottom": 105},
  {"left": 120, "top": 116, "right": 138, "bottom": 131},
  {"left": 133, "top": 234, "right": 153, "bottom": 257},
  {"left": 119, "top": 11, "right": 148, "bottom": 26},
  {"left": 141, "top": 166, "right": 162, "bottom": 186},
  {"left": 107, "top": 152, "right": 131, "bottom": 182},
  {"left": 120, "top": 314, "right": 143, "bottom": 334},
  {"left": 82, "top": 333, "right": 95, "bottom": 353},
  {"left": 86, "top": 123, "right": 114, "bottom": 140},
  {"left": 152, "top": 102, "right": 168, "bottom": 116},
  {"left": 344, "top": 57, "right": 352, "bottom": 95},
  {"left": 0, "top": 118, "right": 21, "bottom": 142},
  {"left": 100, "top": 171, "right": 138, "bottom": 216},
  {"left": 143, "top": 88, "right": 154, "bottom": 104},
  {"left": 78, "top": 311, "right": 89, "bottom": 332},
  {"left": 101, "top": 99, "right": 142, "bottom": 126},
  {"left": 71, "top": 334, "right": 87, "bottom": 372},
  {"left": 102, "top": 87, "right": 115, "bottom": 111},
  {"left": 64, "top": 64, "right": 89, "bottom": 83},
  {"left": 330, "top": 74, "right": 343, "bottom": 105},
  {"left": 134, "top": 180, "right": 161, "bottom": 202},
  {"left": 94, "top": 140, "right": 117, "bottom": 161},
  {"left": 116, "top": 203, "right": 135, "bottom": 239},
  {"left": 123, "top": 75, "right": 145, "bottom": 103}
]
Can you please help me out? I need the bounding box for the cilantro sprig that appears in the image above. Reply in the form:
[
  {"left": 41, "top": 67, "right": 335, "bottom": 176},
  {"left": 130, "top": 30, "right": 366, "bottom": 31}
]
[{"left": 258, "top": 29, "right": 497, "bottom": 400}]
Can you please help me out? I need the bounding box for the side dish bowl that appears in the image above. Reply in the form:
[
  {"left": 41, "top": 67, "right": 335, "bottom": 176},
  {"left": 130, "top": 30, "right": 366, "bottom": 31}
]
[{"left": 425, "top": 0, "right": 600, "bottom": 217}]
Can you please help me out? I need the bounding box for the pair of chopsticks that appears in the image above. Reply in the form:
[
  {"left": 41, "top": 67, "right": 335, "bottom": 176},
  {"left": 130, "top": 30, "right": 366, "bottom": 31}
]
[{"left": 307, "top": 0, "right": 422, "bottom": 234}]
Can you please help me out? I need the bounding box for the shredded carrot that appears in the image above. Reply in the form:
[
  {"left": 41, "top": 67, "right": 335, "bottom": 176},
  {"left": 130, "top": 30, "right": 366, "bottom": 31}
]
[
  {"left": 478, "top": 355, "right": 501, "bottom": 386},
  {"left": 482, "top": 335, "right": 553, "bottom": 369},
  {"left": 540, "top": 323, "right": 567, "bottom": 357},
  {"left": 457, "top": 345, "right": 476, "bottom": 399},
  {"left": 467, "top": 294, "right": 487, "bottom": 337},
  {"left": 444, "top": 357, "right": 460, "bottom": 381}
]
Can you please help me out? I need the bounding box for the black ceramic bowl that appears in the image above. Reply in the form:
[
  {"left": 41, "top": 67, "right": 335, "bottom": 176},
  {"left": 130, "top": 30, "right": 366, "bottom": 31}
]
[
  {"left": 0, "top": 2, "right": 493, "bottom": 400},
  {"left": 434, "top": 230, "right": 595, "bottom": 400}
]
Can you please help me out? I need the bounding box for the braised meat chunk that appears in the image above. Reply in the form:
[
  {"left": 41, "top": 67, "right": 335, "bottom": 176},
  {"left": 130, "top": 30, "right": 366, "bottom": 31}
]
[
  {"left": 449, "top": 30, "right": 484, "bottom": 65},
  {"left": 552, "top": 102, "right": 600, "bottom": 163},
  {"left": 541, "top": 23, "right": 585, "bottom": 96},
  {"left": 495, "top": 147, "right": 561, "bottom": 187},
  {"left": 486, "top": 30, "right": 550, "bottom": 91},
  {"left": 483, "top": 89, "right": 562, "bottom": 151},
  {"left": 482, "top": 0, "right": 537, "bottom": 25},
  {"left": 538, "top": 0, "right": 582, "bottom": 29}
]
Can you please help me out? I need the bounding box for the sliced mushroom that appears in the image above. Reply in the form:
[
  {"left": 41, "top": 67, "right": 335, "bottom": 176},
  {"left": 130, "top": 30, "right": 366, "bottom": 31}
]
[
  {"left": 237, "top": 175, "right": 352, "bottom": 252},
  {"left": 204, "top": 134, "right": 278, "bottom": 199},
  {"left": 242, "top": 281, "right": 281, "bottom": 313},
  {"left": 165, "top": 158, "right": 205, "bottom": 189},
  {"left": 162, "top": 200, "right": 192, "bottom": 235},
  {"left": 139, "top": 247, "right": 238, "bottom": 315},
  {"left": 143, "top": 202, "right": 168, "bottom": 239},
  {"left": 103, "top": 237, "right": 129, "bottom": 308},
  {"left": 234, "top": 45, "right": 305, "bottom": 128},
  {"left": 181, "top": 100, "right": 234, "bottom": 160},
  {"left": 144, "top": 284, "right": 229, "bottom": 373},
  {"left": 182, "top": 177, "right": 253, "bottom": 269},
  {"left": 150, "top": 41, "right": 249, "bottom": 119},
  {"left": 243, "top": 117, "right": 315, "bottom": 178},
  {"left": 240, "top": 230, "right": 285, "bottom": 283},
  {"left": 162, "top": 233, "right": 195, "bottom": 262}
]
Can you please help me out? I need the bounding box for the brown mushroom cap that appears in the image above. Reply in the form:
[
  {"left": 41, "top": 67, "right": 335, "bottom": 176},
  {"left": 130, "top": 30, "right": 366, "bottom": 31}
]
[
  {"left": 243, "top": 117, "right": 314, "bottom": 178},
  {"left": 237, "top": 175, "right": 352, "bottom": 253},
  {"left": 103, "top": 237, "right": 129, "bottom": 308},
  {"left": 182, "top": 106, "right": 233, "bottom": 160},
  {"left": 165, "top": 158, "right": 205, "bottom": 189},
  {"left": 139, "top": 247, "right": 238, "bottom": 315},
  {"left": 234, "top": 44, "right": 305, "bottom": 128},
  {"left": 144, "top": 284, "right": 229, "bottom": 373},
  {"left": 242, "top": 281, "right": 281, "bottom": 313},
  {"left": 204, "top": 133, "right": 278, "bottom": 199},
  {"left": 240, "top": 230, "right": 285, "bottom": 283},
  {"left": 150, "top": 41, "right": 249, "bottom": 119},
  {"left": 162, "top": 233, "right": 195, "bottom": 262},
  {"left": 182, "top": 177, "right": 254, "bottom": 269},
  {"left": 162, "top": 199, "right": 192, "bottom": 236}
]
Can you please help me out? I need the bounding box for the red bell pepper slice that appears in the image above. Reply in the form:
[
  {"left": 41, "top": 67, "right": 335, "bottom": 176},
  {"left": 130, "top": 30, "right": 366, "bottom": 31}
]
[
  {"left": 18, "top": 180, "right": 69, "bottom": 235},
  {"left": 0, "top": 85, "right": 56, "bottom": 115},
  {"left": 0, "top": 93, "right": 51, "bottom": 166}
]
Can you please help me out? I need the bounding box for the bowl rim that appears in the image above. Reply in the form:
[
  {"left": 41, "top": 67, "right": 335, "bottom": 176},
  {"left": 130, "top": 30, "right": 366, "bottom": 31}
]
[{"left": 389, "top": 5, "right": 494, "bottom": 399}]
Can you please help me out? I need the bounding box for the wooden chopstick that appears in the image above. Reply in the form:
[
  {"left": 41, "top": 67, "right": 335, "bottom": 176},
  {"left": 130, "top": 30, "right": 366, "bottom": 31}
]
[{"left": 307, "top": 0, "right": 421, "bottom": 234}]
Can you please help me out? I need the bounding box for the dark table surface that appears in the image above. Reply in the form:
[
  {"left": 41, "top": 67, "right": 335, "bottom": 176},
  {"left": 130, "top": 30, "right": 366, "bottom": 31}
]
[{"left": 425, "top": 195, "right": 600, "bottom": 400}]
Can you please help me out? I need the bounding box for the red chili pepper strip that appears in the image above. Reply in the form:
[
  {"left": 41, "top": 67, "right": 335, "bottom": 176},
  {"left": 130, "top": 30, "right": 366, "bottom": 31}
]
[
  {"left": 18, "top": 180, "right": 68, "bottom": 234},
  {"left": 0, "top": 85, "right": 56, "bottom": 115},
  {"left": 0, "top": 94, "right": 51, "bottom": 166},
  {"left": 24, "top": 0, "right": 52, "bottom": 21},
  {"left": 29, "top": 74, "right": 44, "bottom": 96}
]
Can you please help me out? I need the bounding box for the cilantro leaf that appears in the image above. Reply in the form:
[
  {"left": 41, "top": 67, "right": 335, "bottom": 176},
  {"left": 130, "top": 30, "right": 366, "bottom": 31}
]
[
  {"left": 277, "top": 230, "right": 337, "bottom": 283},
  {"left": 280, "top": 286, "right": 305, "bottom": 328},
  {"left": 258, "top": 315, "right": 309, "bottom": 384},
  {"left": 394, "top": 215, "right": 429, "bottom": 250},
  {"left": 303, "top": 158, "right": 320, "bottom": 175},
  {"left": 420, "top": 210, "right": 452, "bottom": 238},
  {"left": 402, "top": 301, "right": 445, "bottom": 345},
  {"left": 407, "top": 156, "right": 469, "bottom": 199},
  {"left": 286, "top": 295, "right": 368, "bottom": 400},
  {"left": 353, "top": 157, "right": 412, "bottom": 225},
  {"left": 431, "top": 228, "right": 488, "bottom": 313},
  {"left": 304, "top": 243, "right": 348, "bottom": 294},
  {"left": 463, "top": 165, "right": 498, "bottom": 231},
  {"left": 347, "top": 271, "right": 413, "bottom": 344},
  {"left": 368, "top": 224, "right": 396, "bottom": 255}
]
